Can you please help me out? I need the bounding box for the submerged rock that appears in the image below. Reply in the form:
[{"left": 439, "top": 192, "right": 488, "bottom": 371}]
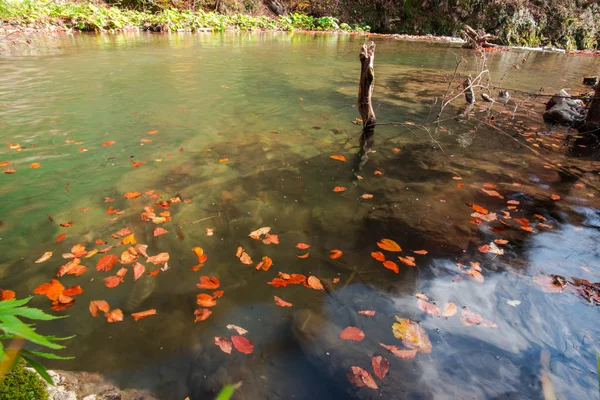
[{"left": 543, "top": 89, "right": 587, "bottom": 126}]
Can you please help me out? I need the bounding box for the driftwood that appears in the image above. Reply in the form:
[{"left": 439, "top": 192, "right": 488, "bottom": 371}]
[{"left": 461, "top": 24, "right": 499, "bottom": 49}]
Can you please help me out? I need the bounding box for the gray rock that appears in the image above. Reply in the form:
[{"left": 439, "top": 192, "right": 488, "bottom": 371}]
[{"left": 543, "top": 89, "right": 586, "bottom": 126}]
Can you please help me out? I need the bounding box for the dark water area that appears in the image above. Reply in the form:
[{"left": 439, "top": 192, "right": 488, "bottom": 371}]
[{"left": 0, "top": 32, "right": 599, "bottom": 399}]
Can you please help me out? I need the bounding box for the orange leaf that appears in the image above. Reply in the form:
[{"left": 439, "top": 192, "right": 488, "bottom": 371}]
[
  {"left": 56, "top": 233, "right": 66, "bottom": 242},
  {"left": 124, "top": 191, "right": 142, "bottom": 199},
  {"left": 97, "top": 254, "right": 119, "bottom": 272},
  {"left": 89, "top": 300, "right": 110, "bottom": 317},
  {"left": 329, "top": 249, "right": 343, "bottom": 259},
  {"left": 372, "top": 356, "right": 389, "bottom": 381},
  {"left": 307, "top": 276, "right": 324, "bottom": 290},
  {"left": 249, "top": 227, "right": 271, "bottom": 239},
  {"left": 361, "top": 193, "right": 374, "bottom": 199},
  {"left": 377, "top": 238, "right": 402, "bottom": 252},
  {"left": 494, "top": 239, "right": 508, "bottom": 245},
  {"left": 483, "top": 183, "right": 497, "bottom": 189},
  {"left": 214, "top": 337, "right": 233, "bottom": 354},
  {"left": 478, "top": 244, "right": 489, "bottom": 253},
  {"left": 472, "top": 204, "right": 488, "bottom": 214},
  {"left": 33, "top": 279, "right": 64, "bottom": 301},
  {"left": 213, "top": 290, "right": 224, "bottom": 299},
  {"left": 333, "top": 186, "right": 346, "bottom": 192},
  {"left": 1, "top": 289, "right": 16, "bottom": 301},
  {"left": 258, "top": 256, "right": 273, "bottom": 271},
  {"left": 121, "top": 250, "right": 138, "bottom": 265},
  {"left": 148, "top": 269, "right": 161, "bottom": 277},
  {"left": 63, "top": 285, "right": 83, "bottom": 296},
  {"left": 481, "top": 189, "right": 503, "bottom": 198},
  {"left": 3, "top": 169, "right": 16, "bottom": 174},
  {"left": 219, "top": 158, "right": 228, "bottom": 163},
  {"left": 347, "top": 366, "right": 378, "bottom": 390},
  {"left": 262, "top": 233, "right": 279, "bottom": 245},
  {"left": 71, "top": 244, "right": 87, "bottom": 257},
  {"left": 121, "top": 233, "right": 136, "bottom": 245},
  {"left": 29, "top": 163, "right": 41, "bottom": 169},
  {"left": 132, "top": 262, "right": 145, "bottom": 281},
  {"left": 239, "top": 252, "right": 253, "bottom": 265},
  {"left": 441, "top": 302, "right": 457, "bottom": 317},
  {"left": 330, "top": 155, "right": 347, "bottom": 162},
  {"left": 383, "top": 260, "right": 399, "bottom": 273},
  {"left": 235, "top": 247, "right": 243, "bottom": 258},
  {"left": 60, "top": 221, "right": 74, "bottom": 227},
  {"left": 153, "top": 227, "right": 168, "bottom": 237},
  {"left": 413, "top": 250, "right": 428, "bottom": 255},
  {"left": 296, "top": 243, "right": 311, "bottom": 250},
  {"left": 131, "top": 309, "right": 157, "bottom": 321},
  {"left": 550, "top": 193, "right": 561, "bottom": 201},
  {"left": 147, "top": 252, "right": 169, "bottom": 265},
  {"left": 379, "top": 343, "right": 418, "bottom": 359},
  {"left": 358, "top": 310, "right": 376, "bottom": 317},
  {"left": 340, "top": 326, "right": 365, "bottom": 341},
  {"left": 147, "top": 130, "right": 159, "bottom": 135},
  {"left": 35, "top": 251, "right": 54, "bottom": 263},
  {"left": 398, "top": 256, "right": 416, "bottom": 267},
  {"left": 194, "top": 308, "right": 212, "bottom": 322},
  {"left": 231, "top": 335, "right": 254, "bottom": 354},
  {"left": 507, "top": 200, "right": 520, "bottom": 205},
  {"left": 131, "top": 160, "right": 146, "bottom": 168},
  {"left": 370, "top": 251, "right": 386, "bottom": 262},
  {"left": 104, "top": 275, "right": 123, "bottom": 288},
  {"left": 102, "top": 141, "right": 116, "bottom": 146},
  {"left": 197, "top": 276, "right": 220, "bottom": 289},
  {"left": 106, "top": 309, "right": 124, "bottom": 323},
  {"left": 274, "top": 296, "right": 293, "bottom": 307},
  {"left": 197, "top": 293, "right": 217, "bottom": 307}
]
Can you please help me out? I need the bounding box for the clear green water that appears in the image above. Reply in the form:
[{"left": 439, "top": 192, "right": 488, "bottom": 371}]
[{"left": 1, "top": 32, "right": 599, "bottom": 399}]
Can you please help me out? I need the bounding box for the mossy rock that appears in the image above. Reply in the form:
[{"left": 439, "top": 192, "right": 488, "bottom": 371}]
[{"left": 0, "top": 360, "right": 49, "bottom": 400}]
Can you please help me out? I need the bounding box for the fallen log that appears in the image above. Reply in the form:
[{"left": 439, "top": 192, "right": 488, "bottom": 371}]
[{"left": 461, "top": 24, "right": 499, "bottom": 49}]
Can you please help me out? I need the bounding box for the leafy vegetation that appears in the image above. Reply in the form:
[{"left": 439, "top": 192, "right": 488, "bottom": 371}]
[
  {"left": 0, "top": 360, "right": 48, "bottom": 400},
  {"left": 0, "top": 297, "right": 73, "bottom": 386},
  {"left": 0, "top": 1, "right": 368, "bottom": 33}
]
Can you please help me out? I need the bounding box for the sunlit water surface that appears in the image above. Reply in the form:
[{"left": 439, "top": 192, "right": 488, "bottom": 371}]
[{"left": 0, "top": 32, "right": 599, "bottom": 400}]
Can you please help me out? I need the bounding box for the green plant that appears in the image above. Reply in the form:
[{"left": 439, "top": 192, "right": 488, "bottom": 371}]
[
  {"left": 0, "top": 359, "right": 48, "bottom": 400},
  {"left": 0, "top": 297, "right": 73, "bottom": 385}
]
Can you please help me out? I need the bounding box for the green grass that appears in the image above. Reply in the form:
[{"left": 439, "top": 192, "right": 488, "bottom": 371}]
[{"left": 0, "top": 1, "right": 370, "bottom": 33}]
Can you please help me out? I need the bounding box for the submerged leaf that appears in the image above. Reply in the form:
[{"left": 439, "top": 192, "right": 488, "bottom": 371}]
[
  {"left": 371, "top": 356, "right": 389, "bottom": 381},
  {"left": 35, "top": 251, "right": 54, "bottom": 264},
  {"left": 460, "top": 307, "right": 483, "bottom": 326},
  {"left": 194, "top": 308, "right": 212, "bottom": 322},
  {"left": 391, "top": 317, "right": 432, "bottom": 353},
  {"left": 417, "top": 299, "right": 441, "bottom": 316},
  {"left": 347, "top": 366, "right": 378, "bottom": 389}
]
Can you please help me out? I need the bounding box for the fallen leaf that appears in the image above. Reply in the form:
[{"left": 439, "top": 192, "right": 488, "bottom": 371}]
[
  {"left": 56, "top": 258, "right": 87, "bottom": 277},
  {"left": 194, "top": 308, "right": 212, "bottom": 322},
  {"left": 472, "top": 204, "right": 489, "bottom": 215},
  {"left": 361, "top": 193, "right": 374, "bottom": 199},
  {"left": 153, "top": 227, "right": 168, "bottom": 237},
  {"left": 398, "top": 256, "right": 416, "bottom": 267},
  {"left": 481, "top": 189, "right": 503, "bottom": 198},
  {"left": 506, "top": 300, "right": 521, "bottom": 307},
  {"left": 330, "top": 155, "right": 347, "bottom": 162},
  {"left": 105, "top": 309, "right": 123, "bottom": 323},
  {"left": 249, "top": 227, "right": 271, "bottom": 239},
  {"left": 239, "top": 252, "right": 253, "bottom": 265},
  {"left": 124, "top": 191, "right": 142, "bottom": 199},
  {"left": 393, "top": 148, "right": 402, "bottom": 153},
  {"left": 507, "top": 200, "right": 520, "bottom": 205},
  {"left": 102, "top": 141, "right": 116, "bottom": 146},
  {"left": 3, "top": 169, "right": 16, "bottom": 174},
  {"left": 219, "top": 158, "right": 228, "bottom": 163},
  {"left": 550, "top": 194, "right": 561, "bottom": 201},
  {"left": 441, "top": 302, "right": 457, "bottom": 317},
  {"left": 132, "top": 262, "right": 145, "bottom": 281},
  {"left": 296, "top": 243, "right": 311, "bottom": 250},
  {"left": 147, "top": 252, "right": 169, "bottom": 265},
  {"left": 89, "top": 300, "right": 110, "bottom": 317},
  {"left": 418, "top": 299, "right": 441, "bottom": 316},
  {"left": 483, "top": 183, "right": 497, "bottom": 189},
  {"left": 383, "top": 260, "right": 399, "bottom": 273},
  {"left": 494, "top": 239, "right": 509, "bottom": 245},
  {"left": 413, "top": 250, "right": 428, "bottom": 255},
  {"left": 121, "top": 233, "right": 136, "bottom": 245},
  {"left": 329, "top": 249, "right": 343, "bottom": 259},
  {"left": 478, "top": 244, "right": 490, "bottom": 253},
  {"left": 60, "top": 221, "right": 74, "bottom": 227},
  {"left": 333, "top": 186, "right": 347, "bottom": 192},
  {"left": 197, "top": 293, "right": 217, "bottom": 307},
  {"left": 460, "top": 307, "right": 483, "bottom": 326},
  {"left": 206, "top": 228, "right": 214, "bottom": 236},
  {"left": 481, "top": 320, "right": 498, "bottom": 328},
  {"left": 374, "top": 170, "right": 383, "bottom": 175},
  {"left": 197, "top": 276, "right": 220, "bottom": 289},
  {"left": 274, "top": 296, "right": 293, "bottom": 307},
  {"left": 307, "top": 276, "right": 324, "bottom": 290},
  {"left": 29, "top": 163, "right": 40, "bottom": 169},
  {"left": 147, "top": 130, "right": 159, "bottom": 135},
  {"left": 371, "top": 356, "right": 389, "bottom": 381},
  {"left": 97, "top": 254, "right": 119, "bottom": 272},
  {"left": 131, "top": 160, "right": 146, "bottom": 168},
  {"left": 214, "top": 337, "right": 233, "bottom": 354},
  {"left": 231, "top": 335, "right": 254, "bottom": 354},
  {"left": 391, "top": 317, "right": 432, "bottom": 353},
  {"left": 226, "top": 324, "right": 248, "bottom": 335},
  {"left": 379, "top": 343, "right": 418, "bottom": 359},
  {"left": 371, "top": 251, "right": 386, "bottom": 262},
  {"left": 452, "top": 176, "right": 463, "bottom": 181},
  {"left": 256, "top": 256, "right": 273, "bottom": 271},
  {"left": 1, "top": 290, "right": 16, "bottom": 301},
  {"left": 131, "top": 309, "right": 157, "bottom": 321},
  {"left": 35, "top": 251, "right": 54, "bottom": 263},
  {"left": 532, "top": 276, "right": 564, "bottom": 293},
  {"left": 340, "top": 326, "right": 365, "bottom": 341},
  {"left": 358, "top": 310, "right": 375, "bottom": 317},
  {"left": 235, "top": 247, "right": 243, "bottom": 258},
  {"left": 347, "top": 366, "right": 378, "bottom": 390},
  {"left": 377, "top": 238, "right": 402, "bottom": 252},
  {"left": 56, "top": 233, "right": 66, "bottom": 242}
]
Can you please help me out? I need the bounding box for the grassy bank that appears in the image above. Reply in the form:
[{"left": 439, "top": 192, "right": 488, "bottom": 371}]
[{"left": 0, "top": 0, "right": 369, "bottom": 33}]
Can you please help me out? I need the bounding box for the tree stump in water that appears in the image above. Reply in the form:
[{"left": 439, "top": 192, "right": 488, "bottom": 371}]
[
  {"left": 358, "top": 41, "right": 376, "bottom": 139},
  {"left": 461, "top": 25, "right": 499, "bottom": 49}
]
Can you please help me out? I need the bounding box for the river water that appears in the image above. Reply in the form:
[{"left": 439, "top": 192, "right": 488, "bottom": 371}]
[{"left": 0, "top": 32, "right": 599, "bottom": 399}]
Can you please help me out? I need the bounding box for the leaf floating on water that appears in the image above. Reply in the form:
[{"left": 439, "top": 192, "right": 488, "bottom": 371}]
[
  {"left": 413, "top": 250, "right": 428, "bottom": 255},
  {"left": 274, "top": 296, "right": 293, "bottom": 307},
  {"left": 361, "top": 193, "right": 374, "bottom": 199},
  {"left": 371, "top": 356, "right": 389, "bottom": 381},
  {"left": 481, "top": 189, "right": 503, "bottom": 198},
  {"left": 377, "top": 239, "right": 402, "bottom": 252},
  {"left": 131, "top": 160, "right": 146, "bottom": 168},
  {"left": 358, "top": 310, "right": 375, "bottom": 317},
  {"left": 398, "top": 256, "right": 416, "bottom": 267},
  {"left": 506, "top": 300, "right": 521, "bottom": 307},
  {"left": 391, "top": 317, "right": 432, "bottom": 354},
  {"left": 379, "top": 343, "right": 418, "bottom": 359},
  {"left": 382, "top": 260, "right": 399, "bottom": 273},
  {"left": 56, "top": 233, "right": 66, "bottom": 242},
  {"left": 256, "top": 256, "right": 273, "bottom": 271},
  {"left": 417, "top": 299, "right": 441, "bottom": 316},
  {"left": 226, "top": 324, "right": 248, "bottom": 335},
  {"left": 330, "top": 155, "right": 347, "bottom": 162},
  {"left": 333, "top": 186, "right": 347, "bottom": 192},
  {"left": 30, "top": 163, "right": 41, "bottom": 169},
  {"left": 441, "top": 302, "right": 457, "bottom": 317},
  {"left": 121, "top": 233, "right": 136, "bottom": 245},
  {"left": 460, "top": 307, "right": 483, "bottom": 326},
  {"left": 231, "top": 335, "right": 254, "bottom": 354},
  {"left": 550, "top": 194, "right": 561, "bottom": 201},
  {"left": 1, "top": 289, "right": 16, "bottom": 301},
  {"left": 60, "top": 221, "right": 74, "bottom": 227},
  {"left": 494, "top": 239, "right": 509, "bottom": 245},
  {"left": 472, "top": 204, "right": 488, "bottom": 215},
  {"left": 206, "top": 228, "right": 214, "bottom": 236},
  {"left": 329, "top": 249, "right": 343, "bottom": 259},
  {"left": 63, "top": 285, "right": 83, "bottom": 296},
  {"left": 132, "top": 262, "right": 145, "bottom": 281},
  {"left": 96, "top": 254, "right": 118, "bottom": 272},
  {"left": 239, "top": 252, "right": 253, "bottom": 265},
  {"left": 532, "top": 276, "right": 564, "bottom": 293},
  {"left": 371, "top": 252, "right": 386, "bottom": 262},
  {"left": 393, "top": 148, "right": 401, "bottom": 153},
  {"left": 506, "top": 200, "right": 520, "bottom": 205},
  {"left": 147, "top": 252, "right": 169, "bottom": 265},
  {"left": 35, "top": 251, "right": 54, "bottom": 263},
  {"left": 340, "top": 326, "right": 365, "bottom": 341},
  {"left": 153, "top": 227, "right": 168, "bottom": 237},
  {"left": 478, "top": 244, "right": 490, "bottom": 253},
  {"left": 124, "top": 191, "right": 142, "bottom": 199},
  {"left": 483, "top": 183, "right": 497, "bottom": 189},
  {"left": 347, "top": 366, "right": 378, "bottom": 390},
  {"left": 415, "top": 293, "right": 430, "bottom": 301},
  {"left": 194, "top": 308, "right": 212, "bottom": 322},
  {"left": 307, "top": 276, "right": 324, "bottom": 291},
  {"left": 249, "top": 227, "right": 271, "bottom": 239},
  {"left": 197, "top": 293, "right": 217, "bottom": 307},
  {"left": 147, "top": 130, "right": 159, "bottom": 135},
  {"left": 89, "top": 300, "right": 110, "bottom": 317},
  {"left": 102, "top": 141, "right": 116, "bottom": 146},
  {"left": 106, "top": 309, "right": 124, "bottom": 323},
  {"left": 131, "top": 309, "right": 157, "bottom": 321},
  {"left": 197, "top": 276, "right": 220, "bottom": 289},
  {"left": 262, "top": 233, "right": 279, "bottom": 245},
  {"left": 296, "top": 243, "right": 311, "bottom": 250},
  {"left": 219, "top": 158, "right": 228, "bottom": 163},
  {"left": 215, "top": 337, "right": 233, "bottom": 354}
]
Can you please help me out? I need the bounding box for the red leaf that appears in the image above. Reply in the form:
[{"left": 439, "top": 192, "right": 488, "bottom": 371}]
[
  {"left": 231, "top": 335, "right": 254, "bottom": 354},
  {"left": 347, "top": 366, "right": 378, "bottom": 389},
  {"left": 214, "top": 337, "right": 232, "bottom": 354},
  {"left": 131, "top": 309, "right": 157, "bottom": 321},
  {"left": 371, "top": 356, "right": 389, "bottom": 381},
  {"left": 340, "top": 326, "right": 365, "bottom": 341},
  {"left": 329, "top": 249, "right": 343, "bottom": 259},
  {"left": 379, "top": 343, "right": 418, "bottom": 359},
  {"left": 59, "top": 221, "right": 74, "bottom": 227},
  {"left": 478, "top": 244, "right": 490, "bottom": 253},
  {"left": 274, "top": 296, "right": 293, "bottom": 307},
  {"left": 63, "top": 285, "right": 83, "bottom": 296},
  {"left": 197, "top": 276, "right": 220, "bottom": 289},
  {"left": 1, "top": 289, "right": 16, "bottom": 301},
  {"left": 382, "top": 260, "right": 399, "bottom": 273},
  {"left": 295, "top": 243, "right": 311, "bottom": 250},
  {"left": 102, "top": 141, "right": 116, "bottom": 146},
  {"left": 358, "top": 310, "right": 375, "bottom": 317},
  {"left": 96, "top": 254, "right": 118, "bottom": 272},
  {"left": 132, "top": 262, "right": 145, "bottom": 281},
  {"left": 56, "top": 233, "right": 66, "bottom": 242}
]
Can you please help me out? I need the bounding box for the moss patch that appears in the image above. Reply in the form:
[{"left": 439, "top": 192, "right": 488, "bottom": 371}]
[{"left": 0, "top": 360, "right": 49, "bottom": 400}]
